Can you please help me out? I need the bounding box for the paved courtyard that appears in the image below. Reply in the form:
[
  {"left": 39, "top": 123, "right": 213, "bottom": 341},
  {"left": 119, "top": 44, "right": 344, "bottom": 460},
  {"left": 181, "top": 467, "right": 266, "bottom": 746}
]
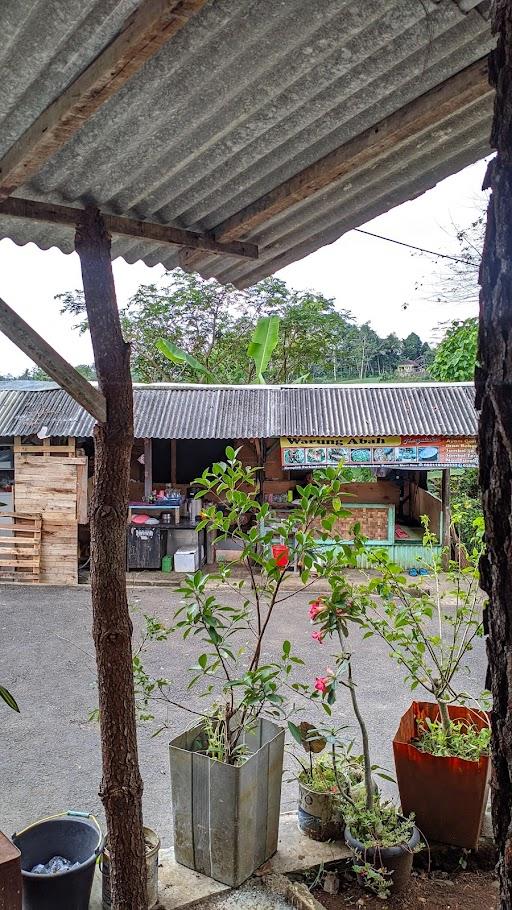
[{"left": 1, "top": 582, "right": 486, "bottom": 846}]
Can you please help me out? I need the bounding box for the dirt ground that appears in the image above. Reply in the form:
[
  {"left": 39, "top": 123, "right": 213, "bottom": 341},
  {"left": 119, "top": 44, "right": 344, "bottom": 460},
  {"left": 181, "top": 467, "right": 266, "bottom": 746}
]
[{"left": 314, "top": 870, "right": 498, "bottom": 910}]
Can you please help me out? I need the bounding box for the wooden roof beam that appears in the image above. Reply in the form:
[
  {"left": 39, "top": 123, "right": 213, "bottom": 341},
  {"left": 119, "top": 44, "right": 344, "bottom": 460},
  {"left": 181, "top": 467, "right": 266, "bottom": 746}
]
[
  {"left": 180, "top": 56, "right": 492, "bottom": 273},
  {"left": 215, "top": 57, "right": 492, "bottom": 241},
  {"left": 0, "top": 0, "right": 209, "bottom": 200},
  {"left": 0, "top": 197, "right": 258, "bottom": 260},
  {"left": 0, "top": 297, "right": 106, "bottom": 424}
]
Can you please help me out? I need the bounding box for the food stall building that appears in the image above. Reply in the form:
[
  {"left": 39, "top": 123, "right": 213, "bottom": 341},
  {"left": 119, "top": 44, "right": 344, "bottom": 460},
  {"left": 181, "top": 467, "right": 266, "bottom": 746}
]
[{"left": 0, "top": 380, "right": 477, "bottom": 583}]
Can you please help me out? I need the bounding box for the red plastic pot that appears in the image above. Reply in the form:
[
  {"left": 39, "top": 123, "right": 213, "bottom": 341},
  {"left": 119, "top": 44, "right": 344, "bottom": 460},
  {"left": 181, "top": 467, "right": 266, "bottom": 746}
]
[
  {"left": 393, "top": 701, "right": 490, "bottom": 849},
  {"left": 272, "top": 544, "right": 289, "bottom": 568}
]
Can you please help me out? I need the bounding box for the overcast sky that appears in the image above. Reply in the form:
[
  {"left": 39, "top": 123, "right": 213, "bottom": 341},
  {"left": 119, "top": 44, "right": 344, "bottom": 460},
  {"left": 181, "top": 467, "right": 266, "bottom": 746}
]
[{"left": 0, "top": 157, "right": 488, "bottom": 375}]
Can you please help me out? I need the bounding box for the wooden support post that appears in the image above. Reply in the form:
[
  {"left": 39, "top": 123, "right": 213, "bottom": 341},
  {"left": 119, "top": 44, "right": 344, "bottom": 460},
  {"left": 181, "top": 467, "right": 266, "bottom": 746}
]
[
  {"left": 75, "top": 207, "right": 146, "bottom": 910},
  {"left": 0, "top": 197, "right": 258, "bottom": 261},
  {"left": 477, "top": 5, "right": 512, "bottom": 907},
  {"left": 0, "top": 297, "right": 106, "bottom": 423},
  {"left": 144, "top": 438, "right": 153, "bottom": 499},
  {"left": 441, "top": 468, "right": 451, "bottom": 567},
  {"left": 171, "top": 439, "right": 177, "bottom": 485}
]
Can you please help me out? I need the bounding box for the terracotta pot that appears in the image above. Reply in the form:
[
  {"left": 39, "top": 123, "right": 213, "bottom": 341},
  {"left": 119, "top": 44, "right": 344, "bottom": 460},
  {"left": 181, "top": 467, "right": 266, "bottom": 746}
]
[
  {"left": 345, "top": 819, "right": 420, "bottom": 893},
  {"left": 393, "top": 701, "right": 490, "bottom": 849},
  {"left": 297, "top": 782, "right": 344, "bottom": 842}
]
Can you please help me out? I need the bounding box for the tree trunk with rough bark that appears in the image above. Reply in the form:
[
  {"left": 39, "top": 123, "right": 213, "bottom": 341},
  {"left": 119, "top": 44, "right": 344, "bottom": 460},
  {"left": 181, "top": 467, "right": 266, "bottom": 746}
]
[
  {"left": 477, "top": 5, "right": 512, "bottom": 907},
  {"left": 75, "top": 208, "right": 147, "bottom": 910}
]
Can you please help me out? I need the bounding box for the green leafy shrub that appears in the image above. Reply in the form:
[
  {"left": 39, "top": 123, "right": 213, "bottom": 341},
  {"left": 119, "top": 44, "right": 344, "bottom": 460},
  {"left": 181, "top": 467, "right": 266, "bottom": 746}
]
[
  {"left": 133, "top": 450, "right": 359, "bottom": 764},
  {"left": 414, "top": 717, "right": 490, "bottom": 762}
]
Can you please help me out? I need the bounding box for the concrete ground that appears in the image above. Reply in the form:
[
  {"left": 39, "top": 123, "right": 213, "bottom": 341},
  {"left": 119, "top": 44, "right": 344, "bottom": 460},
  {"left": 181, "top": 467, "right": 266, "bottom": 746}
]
[{"left": 1, "top": 580, "right": 486, "bottom": 847}]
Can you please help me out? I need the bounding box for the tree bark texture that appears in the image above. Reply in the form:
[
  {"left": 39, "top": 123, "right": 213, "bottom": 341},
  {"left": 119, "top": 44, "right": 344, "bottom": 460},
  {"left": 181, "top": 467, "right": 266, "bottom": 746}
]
[
  {"left": 478, "top": 5, "right": 512, "bottom": 907},
  {"left": 75, "top": 208, "right": 147, "bottom": 910}
]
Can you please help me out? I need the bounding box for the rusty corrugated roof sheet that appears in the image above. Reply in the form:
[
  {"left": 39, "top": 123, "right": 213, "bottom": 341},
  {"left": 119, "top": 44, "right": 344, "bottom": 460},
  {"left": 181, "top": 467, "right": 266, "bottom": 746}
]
[
  {"left": 0, "top": 382, "right": 477, "bottom": 439},
  {"left": 0, "top": 1, "right": 494, "bottom": 287}
]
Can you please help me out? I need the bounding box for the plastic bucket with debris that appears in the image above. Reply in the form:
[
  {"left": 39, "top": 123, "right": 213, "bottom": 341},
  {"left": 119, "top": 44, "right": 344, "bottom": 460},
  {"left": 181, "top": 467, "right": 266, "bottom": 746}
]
[
  {"left": 101, "top": 826, "right": 160, "bottom": 909},
  {"left": 12, "top": 810, "right": 103, "bottom": 910}
]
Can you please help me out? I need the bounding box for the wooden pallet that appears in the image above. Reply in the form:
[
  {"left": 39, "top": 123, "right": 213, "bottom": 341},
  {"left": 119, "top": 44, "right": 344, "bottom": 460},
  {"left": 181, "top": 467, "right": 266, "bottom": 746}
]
[
  {"left": 13, "top": 436, "right": 76, "bottom": 457},
  {"left": 0, "top": 513, "right": 42, "bottom": 583}
]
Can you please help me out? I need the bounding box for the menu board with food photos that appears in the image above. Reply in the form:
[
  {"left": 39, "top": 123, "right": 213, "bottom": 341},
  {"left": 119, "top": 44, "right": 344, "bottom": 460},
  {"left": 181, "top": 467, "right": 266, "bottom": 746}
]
[{"left": 280, "top": 436, "right": 477, "bottom": 470}]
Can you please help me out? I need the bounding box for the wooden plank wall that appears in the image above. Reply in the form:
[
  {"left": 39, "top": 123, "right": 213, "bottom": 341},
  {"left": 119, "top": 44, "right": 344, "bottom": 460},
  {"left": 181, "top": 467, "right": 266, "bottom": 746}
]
[
  {"left": 339, "top": 481, "right": 400, "bottom": 505},
  {"left": 411, "top": 486, "right": 442, "bottom": 538},
  {"left": 14, "top": 454, "right": 87, "bottom": 584}
]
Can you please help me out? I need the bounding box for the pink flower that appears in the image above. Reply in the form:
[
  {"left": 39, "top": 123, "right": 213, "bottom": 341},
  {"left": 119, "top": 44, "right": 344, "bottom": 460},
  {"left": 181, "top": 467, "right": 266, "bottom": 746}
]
[
  {"left": 308, "top": 600, "right": 325, "bottom": 621},
  {"left": 311, "top": 630, "right": 324, "bottom": 643},
  {"left": 314, "top": 676, "right": 329, "bottom": 693}
]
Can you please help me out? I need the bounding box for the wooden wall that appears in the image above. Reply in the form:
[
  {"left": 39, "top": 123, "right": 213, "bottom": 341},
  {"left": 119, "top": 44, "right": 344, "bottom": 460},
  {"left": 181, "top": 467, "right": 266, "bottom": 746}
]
[
  {"left": 14, "top": 453, "right": 87, "bottom": 584},
  {"left": 411, "top": 486, "right": 442, "bottom": 538},
  {"left": 339, "top": 481, "right": 400, "bottom": 505}
]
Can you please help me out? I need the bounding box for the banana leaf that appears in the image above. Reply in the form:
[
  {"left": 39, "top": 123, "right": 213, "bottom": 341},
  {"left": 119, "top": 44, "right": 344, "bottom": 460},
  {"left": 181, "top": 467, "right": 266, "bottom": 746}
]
[
  {"left": 247, "top": 316, "right": 280, "bottom": 383},
  {"left": 156, "top": 339, "right": 214, "bottom": 380}
]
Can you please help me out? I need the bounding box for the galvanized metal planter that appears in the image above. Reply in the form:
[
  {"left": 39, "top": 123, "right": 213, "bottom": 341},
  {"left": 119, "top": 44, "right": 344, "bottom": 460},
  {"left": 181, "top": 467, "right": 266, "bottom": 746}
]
[{"left": 169, "top": 718, "right": 285, "bottom": 887}]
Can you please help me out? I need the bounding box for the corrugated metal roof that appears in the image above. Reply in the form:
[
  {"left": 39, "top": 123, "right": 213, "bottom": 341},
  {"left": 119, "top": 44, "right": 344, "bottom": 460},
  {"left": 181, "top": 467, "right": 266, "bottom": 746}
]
[
  {"left": 0, "top": 382, "right": 477, "bottom": 439},
  {"left": 0, "top": 380, "right": 59, "bottom": 391},
  {"left": 0, "top": 388, "right": 27, "bottom": 438},
  {"left": 0, "top": 1, "right": 494, "bottom": 287}
]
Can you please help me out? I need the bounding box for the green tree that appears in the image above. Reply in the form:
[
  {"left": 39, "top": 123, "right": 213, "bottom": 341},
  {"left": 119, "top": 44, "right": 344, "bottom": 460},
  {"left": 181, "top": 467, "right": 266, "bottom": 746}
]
[
  {"left": 430, "top": 318, "right": 478, "bottom": 381},
  {"left": 75, "top": 364, "right": 97, "bottom": 380},
  {"left": 58, "top": 270, "right": 432, "bottom": 384},
  {"left": 377, "top": 333, "right": 402, "bottom": 374},
  {"left": 13, "top": 364, "right": 96, "bottom": 382},
  {"left": 401, "top": 332, "right": 424, "bottom": 361}
]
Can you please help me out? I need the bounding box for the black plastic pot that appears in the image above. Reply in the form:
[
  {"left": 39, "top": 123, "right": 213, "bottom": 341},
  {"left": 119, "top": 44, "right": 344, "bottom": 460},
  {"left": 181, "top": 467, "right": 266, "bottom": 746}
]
[
  {"left": 344, "top": 819, "right": 420, "bottom": 893},
  {"left": 12, "top": 811, "right": 103, "bottom": 910}
]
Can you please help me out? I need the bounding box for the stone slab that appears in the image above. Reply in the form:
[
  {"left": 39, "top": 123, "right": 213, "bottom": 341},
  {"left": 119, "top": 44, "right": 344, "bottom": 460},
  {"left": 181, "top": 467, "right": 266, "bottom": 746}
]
[{"left": 89, "top": 812, "right": 349, "bottom": 909}]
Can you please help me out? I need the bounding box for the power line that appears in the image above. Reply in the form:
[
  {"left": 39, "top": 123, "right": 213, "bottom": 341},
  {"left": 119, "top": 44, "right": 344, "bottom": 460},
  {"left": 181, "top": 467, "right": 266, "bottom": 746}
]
[{"left": 353, "top": 227, "right": 478, "bottom": 268}]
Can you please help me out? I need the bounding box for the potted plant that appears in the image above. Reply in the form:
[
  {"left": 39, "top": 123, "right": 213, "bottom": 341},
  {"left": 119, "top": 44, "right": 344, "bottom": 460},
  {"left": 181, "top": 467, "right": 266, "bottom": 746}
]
[
  {"left": 358, "top": 514, "right": 490, "bottom": 848},
  {"left": 101, "top": 827, "right": 160, "bottom": 909},
  {"left": 288, "top": 721, "right": 366, "bottom": 842},
  {"left": 307, "top": 580, "right": 420, "bottom": 898},
  {"left": 134, "top": 452, "right": 357, "bottom": 886}
]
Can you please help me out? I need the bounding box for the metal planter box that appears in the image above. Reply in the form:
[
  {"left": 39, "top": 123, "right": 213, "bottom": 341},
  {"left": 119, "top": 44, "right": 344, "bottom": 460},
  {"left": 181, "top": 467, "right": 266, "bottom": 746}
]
[
  {"left": 169, "top": 718, "right": 285, "bottom": 887},
  {"left": 393, "top": 701, "right": 490, "bottom": 849}
]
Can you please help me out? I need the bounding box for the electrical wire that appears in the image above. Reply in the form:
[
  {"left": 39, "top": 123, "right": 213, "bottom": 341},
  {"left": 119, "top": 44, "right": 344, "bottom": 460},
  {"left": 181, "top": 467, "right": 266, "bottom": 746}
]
[{"left": 353, "top": 227, "right": 479, "bottom": 268}]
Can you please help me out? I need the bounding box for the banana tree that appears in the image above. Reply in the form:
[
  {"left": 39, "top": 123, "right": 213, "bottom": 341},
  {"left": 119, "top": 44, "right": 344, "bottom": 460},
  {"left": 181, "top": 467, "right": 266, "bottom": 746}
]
[
  {"left": 247, "top": 315, "right": 280, "bottom": 383},
  {"left": 158, "top": 315, "right": 280, "bottom": 384},
  {"left": 155, "top": 339, "right": 215, "bottom": 380}
]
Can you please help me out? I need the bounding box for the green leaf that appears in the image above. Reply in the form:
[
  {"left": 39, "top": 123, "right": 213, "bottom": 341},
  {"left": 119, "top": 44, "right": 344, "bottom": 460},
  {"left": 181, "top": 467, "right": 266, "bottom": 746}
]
[
  {"left": 247, "top": 315, "right": 280, "bottom": 383},
  {"left": 288, "top": 721, "right": 304, "bottom": 745},
  {"left": 0, "top": 685, "right": 19, "bottom": 712},
  {"left": 156, "top": 338, "right": 214, "bottom": 380}
]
